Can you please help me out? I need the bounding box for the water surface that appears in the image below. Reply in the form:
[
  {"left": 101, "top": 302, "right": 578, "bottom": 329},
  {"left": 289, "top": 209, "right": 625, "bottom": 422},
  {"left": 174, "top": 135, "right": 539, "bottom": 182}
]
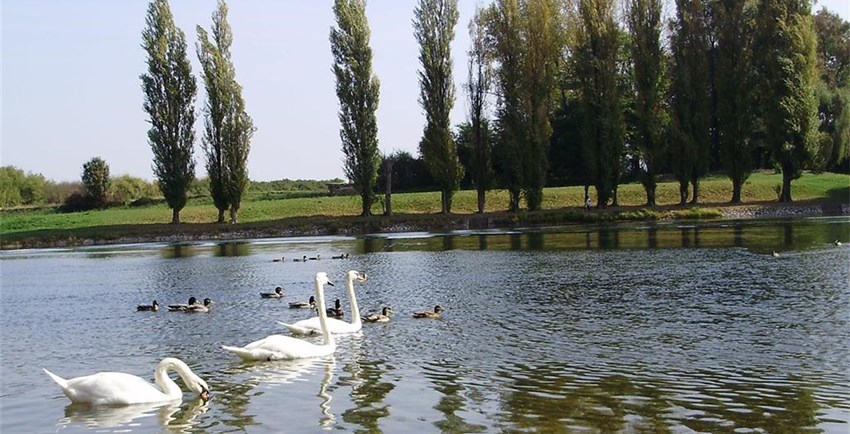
[{"left": 1, "top": 218, "right": 848, "bottom": 433}]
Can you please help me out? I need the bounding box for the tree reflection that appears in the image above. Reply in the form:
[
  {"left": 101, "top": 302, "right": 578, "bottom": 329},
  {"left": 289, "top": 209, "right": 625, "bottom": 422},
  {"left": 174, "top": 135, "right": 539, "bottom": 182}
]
[
  {"left": 160, "top": 243, "right": 197, "bottom": 259},
  {"left": 424, "top": 359, "right": 487, "bottom": 433},
  {"left": 213, "top": 241, "right": 251, "bottom": 257},
  {"left": 340, "top": 356, "right": 396, "bottom": 432}
]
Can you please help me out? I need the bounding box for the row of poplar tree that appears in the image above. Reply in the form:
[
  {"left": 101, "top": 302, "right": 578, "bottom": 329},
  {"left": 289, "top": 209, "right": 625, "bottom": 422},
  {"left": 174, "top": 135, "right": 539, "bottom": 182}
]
[{"left": 142, "top": 0, "right": 848, "bottom": 222}]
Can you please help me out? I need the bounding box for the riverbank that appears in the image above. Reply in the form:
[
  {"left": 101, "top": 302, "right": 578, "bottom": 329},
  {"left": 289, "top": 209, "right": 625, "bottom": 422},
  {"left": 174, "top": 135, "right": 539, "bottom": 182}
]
[{"left": 2, "top": 199, "right": 846, "bottom": 250}]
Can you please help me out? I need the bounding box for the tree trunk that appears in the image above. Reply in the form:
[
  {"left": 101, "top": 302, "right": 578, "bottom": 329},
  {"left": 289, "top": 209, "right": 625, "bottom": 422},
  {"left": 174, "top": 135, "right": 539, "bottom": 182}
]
[
  {"left": 645, "top": 183, "right": 656, "bottom": 207},
  {"left": 229, "top": 206, "right": 238, "bottom": 224},
  {"left": 611, "top": 186, "right": 619, "bottom": 207},
  {"left": 508, "top": 190, "right": 521, "bottom": 212},
  {"left": 361, "top": 192, "right": 372, "bottom": 217},
  {"left": 781, "top": 167, "right": 793, "bottom": 202},
  {"left": 679, "top": 182, "right": 688, "bottom": 205},
  {"left": 690, "top": 178, "right": 700, "bottom": 204},
  {"left": 477, "top": 188, "right": 485, "bottom": 214},
  {"left": 384, "top": 159, "right": 393, "bottom": 216},
  {"left": 441, "top": 191, "right": 451, "bottom": 214},
  {"left": 171, "top": 208, "right": 180, "bottom": 224},
  {"left": 731, "top": 178, "right": 742, "bottom": 203},
  {"left": 217, "top": 208, "right": 226, "bottom": 224}
]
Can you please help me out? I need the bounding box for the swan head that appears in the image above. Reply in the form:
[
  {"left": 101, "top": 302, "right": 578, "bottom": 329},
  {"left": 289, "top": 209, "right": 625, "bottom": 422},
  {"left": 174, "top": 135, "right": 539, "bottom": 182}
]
[
  {"left": 186, "top": 373, "right": 211, "bottom": 401},
  {"left": 316, "top": 272, "right": 334, "bottom": 288},
  {"left": 347, "top": 270, "right": 368, "bottom": 283}
]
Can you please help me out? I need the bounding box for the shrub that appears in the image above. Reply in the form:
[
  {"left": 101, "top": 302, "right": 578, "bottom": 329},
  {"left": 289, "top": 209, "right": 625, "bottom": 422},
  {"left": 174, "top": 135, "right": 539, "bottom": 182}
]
[{"left": 60, "top": 192, "right": 98, "bottom": 213}]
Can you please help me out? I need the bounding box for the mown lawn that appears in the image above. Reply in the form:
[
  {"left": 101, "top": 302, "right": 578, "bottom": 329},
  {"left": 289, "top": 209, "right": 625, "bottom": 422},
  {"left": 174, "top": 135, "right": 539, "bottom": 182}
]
[{"left": 1, "top": 170, "right": 847, "bottom": 236}]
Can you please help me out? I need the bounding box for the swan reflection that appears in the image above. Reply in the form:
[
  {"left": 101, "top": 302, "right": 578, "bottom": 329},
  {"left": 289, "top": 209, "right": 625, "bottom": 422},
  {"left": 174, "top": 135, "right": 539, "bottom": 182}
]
[{"left": 57, "top": 397, "right": 208, "bottom": 432}]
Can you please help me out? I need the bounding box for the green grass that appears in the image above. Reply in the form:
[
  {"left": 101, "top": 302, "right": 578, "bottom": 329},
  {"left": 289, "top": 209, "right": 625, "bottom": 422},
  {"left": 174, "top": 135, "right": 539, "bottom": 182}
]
[{"left": 1, "top": 171, "right": 847, "bottom": 239}]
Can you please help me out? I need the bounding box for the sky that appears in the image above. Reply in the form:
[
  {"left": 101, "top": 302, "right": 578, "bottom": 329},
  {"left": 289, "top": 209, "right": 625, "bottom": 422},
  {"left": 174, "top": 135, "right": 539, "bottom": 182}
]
[{"left": 2, "top": 0, "right": 849, "bottom": 183}]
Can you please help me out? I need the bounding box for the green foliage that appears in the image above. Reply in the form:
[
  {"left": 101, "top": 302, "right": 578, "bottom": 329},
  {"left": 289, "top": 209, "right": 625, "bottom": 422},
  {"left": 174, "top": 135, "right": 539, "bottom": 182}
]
[
  {"left": 414, "top": 0, "right": 462, "bottom": 214},
  {"left": 754, "top": 0, "right": 820, "bottom": 202},
  {"left": 813, "top": 7, "right": 850, "bottom": 88},
  {"left": 330, "top": 0, "right": 381, "bottom": 217},
  {"left": 109, "top": 175, "right": 159, "bottom": 205},
  {"left": 0, "top": 166, "right": 50, "bottom": 207},
  {"left": 141, "top": 0, "right": 197, "bottom": 223},
  {"left": 197, "top": 0, "right": 255, "bottom": 223},
  {"left": 81, "top": 157, "right": 111, "bottom": 206}
]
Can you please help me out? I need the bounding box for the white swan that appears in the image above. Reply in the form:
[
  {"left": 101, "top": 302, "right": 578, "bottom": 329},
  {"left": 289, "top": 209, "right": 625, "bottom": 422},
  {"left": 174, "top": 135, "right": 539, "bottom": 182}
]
[
  {"left": 278, "top": 270, "right": 367, "bottom": 336},
  {"left": 43, "top": 357, "right": 210, "bottom": 405},
  {"left": 222, "top": 272, "right": 336, "bottom": 361}
]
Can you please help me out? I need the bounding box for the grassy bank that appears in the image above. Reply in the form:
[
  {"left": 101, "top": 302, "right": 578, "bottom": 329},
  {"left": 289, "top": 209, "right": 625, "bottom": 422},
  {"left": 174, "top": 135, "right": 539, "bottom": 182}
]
[{"left": 1, "top": 171, "right": 847, "bottom": 248}]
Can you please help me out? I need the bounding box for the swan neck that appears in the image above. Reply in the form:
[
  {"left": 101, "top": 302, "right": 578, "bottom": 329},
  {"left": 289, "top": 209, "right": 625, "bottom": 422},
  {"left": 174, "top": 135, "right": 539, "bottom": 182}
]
[
  {"left": 154, "top": 359, "right": 185, "bottom": 399},
  {"left": 315, "top": 278, "right": 335, "bottom": 346},
  {"left": 346, "top": 275, "right": 361, "bottom": 325}
]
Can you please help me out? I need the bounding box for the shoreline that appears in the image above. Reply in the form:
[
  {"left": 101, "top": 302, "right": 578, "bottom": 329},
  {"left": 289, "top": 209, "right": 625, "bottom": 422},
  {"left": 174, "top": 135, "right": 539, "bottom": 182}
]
[{"left": 2, "top": 199, "right": 847, "bottom": 251}]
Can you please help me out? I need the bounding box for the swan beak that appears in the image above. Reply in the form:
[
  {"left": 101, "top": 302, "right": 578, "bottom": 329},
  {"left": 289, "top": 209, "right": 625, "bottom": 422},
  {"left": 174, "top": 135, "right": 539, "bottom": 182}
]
[
  {"left": 200, "top": 388, "right": 211, "bottom": 401},
  {"left": 326, "top": 281, "right": 335, "bottom": 287}
]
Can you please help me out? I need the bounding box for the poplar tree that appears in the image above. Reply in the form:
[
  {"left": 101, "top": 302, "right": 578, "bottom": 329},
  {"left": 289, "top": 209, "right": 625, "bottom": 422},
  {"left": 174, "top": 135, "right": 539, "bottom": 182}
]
[
  {"left": 486, "top": 0, "right": 525, "bottom": 212},
  {"left": 414, "top": 0, "right": 462, "bottom": 214},
  {"left": 197, "top": 0, "right": 255, "bottom": 224},
  {"left": 669, "top": 0, "right": 711, "bottom": 205},
  {"left": 626, "top": 0, "right": 667, "bottom": 206},
  {"left": 465, "top": 8, "right": 494, "bottom": 214},
  {"left": 714, "top": 0, "right": 755, "bottom": 203},
  {"left": 140, "top": 0, "right": 196, "bottom": 224},
  {"left": 331, "top": 0, "right": 381, "bottom": 217},
  {"left": 574, "top": 0, "right": 623, "bottom": 208},
  {"left": 754, "top": 0, "right": 819, "bottom": 202}
]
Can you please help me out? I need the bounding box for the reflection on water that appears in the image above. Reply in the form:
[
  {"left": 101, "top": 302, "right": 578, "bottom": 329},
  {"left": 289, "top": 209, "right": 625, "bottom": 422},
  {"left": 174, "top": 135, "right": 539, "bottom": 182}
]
[
  {"left": 57, "top": 398, "right": 208, "bottom": 432},
  {"left": 1, "top": 217, "right": 848, "bottom": 433}
]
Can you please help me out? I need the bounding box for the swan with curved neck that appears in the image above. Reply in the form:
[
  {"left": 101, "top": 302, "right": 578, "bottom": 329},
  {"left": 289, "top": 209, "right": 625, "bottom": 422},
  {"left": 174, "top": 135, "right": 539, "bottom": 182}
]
[
  {"left": 43, "top": 357, "right": 210, "bottom": 405},
  {"left": 222, "top": 272, "right": 336, "bottom": 360},
  {"left": 278, "top": 270, "right": 367, "bottom": 336}
]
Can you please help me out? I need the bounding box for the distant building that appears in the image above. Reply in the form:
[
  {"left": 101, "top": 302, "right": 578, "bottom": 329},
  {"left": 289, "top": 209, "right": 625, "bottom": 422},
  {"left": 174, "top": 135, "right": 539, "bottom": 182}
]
[{"left": 328, "top": 183, "right": 356, "bottom": 196}]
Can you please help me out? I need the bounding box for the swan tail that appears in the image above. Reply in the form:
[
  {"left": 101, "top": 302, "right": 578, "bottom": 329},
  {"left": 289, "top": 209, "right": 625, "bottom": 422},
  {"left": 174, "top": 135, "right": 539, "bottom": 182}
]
[
  {"left": 276, "top": 321, "right": 315, "bottom": 336},
  {"left": 43, "top": 368, "right": 69, "bottom": 389}
]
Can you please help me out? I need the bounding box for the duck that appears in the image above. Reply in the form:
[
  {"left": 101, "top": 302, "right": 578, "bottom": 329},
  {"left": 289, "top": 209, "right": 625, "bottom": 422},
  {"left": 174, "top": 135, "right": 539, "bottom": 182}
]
[
  {"left": 278, "top": 270, "right": 368, "bottom": 336},
  {"left": 293, "top": 255, "right": 308, "bottom": 263},
  {"left": 834, "top": 240, "right": 842, "bottom": 246},
  {"left": 272, "top": 257, "right": 285, "bottom": 263},
  {"left": 772, "top": 251, "right": 780, "bottom": 258},
  {"left": 331, "top": 253, "right": 349, "bottom": 259},
  {"left": 43, "top": 357, "right": 210, "bottom": 405},
  {"left": 137, "top": 300, "right": 159, "bottom": 312},
  {"left": 289, "top": 295, "right": 316, "bottom": 309},
  {"left": 183, "top": 298, "right": 213, "bottom": 313},
  {"left": 326, "top": 299, "right": 344, "bottom": 318},
  {"left": 364, "top": 306, "right": 393, "bottom": 323},
  {"left": 413, "top": 305, "right": 444, "bottom": 319},
  {"left": 261, "top": 287, "right": 284, "bottom": 298},
  {"left": 309, "top": 254, "right": 321, "bottom": 261},
  {"left": 222, "top": 272, "right": 336, "bottom": 360},
  {"left": 168, "top": 297, "right": 198, "bottom": 312}
]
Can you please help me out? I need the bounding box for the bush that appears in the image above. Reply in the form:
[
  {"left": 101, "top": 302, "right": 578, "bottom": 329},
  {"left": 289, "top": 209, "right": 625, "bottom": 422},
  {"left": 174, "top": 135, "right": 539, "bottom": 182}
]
[{"left": 60, "top": 192, "right": 98, "bottom": 213}]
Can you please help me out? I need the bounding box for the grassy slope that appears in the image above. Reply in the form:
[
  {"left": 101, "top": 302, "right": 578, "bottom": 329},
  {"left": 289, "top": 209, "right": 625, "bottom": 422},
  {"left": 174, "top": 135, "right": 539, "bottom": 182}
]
[{"left": 1, "top": 171, "right": 848, "bottom": 238}]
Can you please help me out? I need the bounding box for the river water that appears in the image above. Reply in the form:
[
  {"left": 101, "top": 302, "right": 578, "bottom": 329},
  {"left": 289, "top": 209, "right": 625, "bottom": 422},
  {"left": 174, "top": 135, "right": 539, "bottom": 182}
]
[{"left": 1, "top": 217, "right": 848, "bottom": 433}]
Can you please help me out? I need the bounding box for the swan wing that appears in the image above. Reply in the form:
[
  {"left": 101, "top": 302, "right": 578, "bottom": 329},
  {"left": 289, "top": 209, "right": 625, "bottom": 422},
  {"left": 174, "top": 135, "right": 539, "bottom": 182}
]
[
  {"left": 281, "top": 317, "right": 360, "bottom": 335},
  {"left": 45, "top": 370, "right": 170, "bottom": 405},
  {"left": 223, "top": 334, "right": 334, "bottom": 360}
]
